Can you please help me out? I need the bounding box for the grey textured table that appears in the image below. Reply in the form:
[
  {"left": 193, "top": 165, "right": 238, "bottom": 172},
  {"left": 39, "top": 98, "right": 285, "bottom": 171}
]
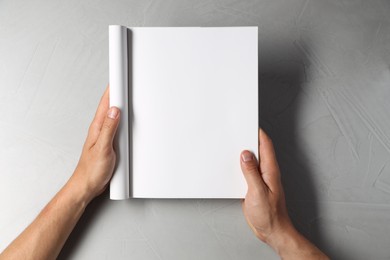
[{"left": 1, "top": 1, "right": 390, "bottom": 259}]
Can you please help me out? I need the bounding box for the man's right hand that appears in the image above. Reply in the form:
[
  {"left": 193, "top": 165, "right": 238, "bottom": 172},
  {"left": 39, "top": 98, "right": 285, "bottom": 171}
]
[{"left": 240, "top": 129, "right": 329, "bottom": 259}]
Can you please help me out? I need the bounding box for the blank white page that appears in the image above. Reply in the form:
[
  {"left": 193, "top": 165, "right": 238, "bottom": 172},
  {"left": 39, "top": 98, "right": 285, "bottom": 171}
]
[{"left": 131, "top": 27, "right": 258, "bottom": 198}]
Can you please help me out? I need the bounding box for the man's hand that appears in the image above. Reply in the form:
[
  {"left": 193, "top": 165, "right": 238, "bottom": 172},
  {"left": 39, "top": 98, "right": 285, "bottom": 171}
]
[
  {"left": 0, "top": 87, "right": 120, "bottom": 260},
  {"left": 241, "top": 129, "right": 328, "bottom": 259},
  {"left": 240, "top": 128, "right": 291, "bottom": 243},
  {"left": 70, "top": 87, "right": 120, "bottom": 202}
]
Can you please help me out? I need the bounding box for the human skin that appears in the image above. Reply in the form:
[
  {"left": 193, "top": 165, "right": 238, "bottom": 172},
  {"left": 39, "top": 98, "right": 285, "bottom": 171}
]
[
  {"left": 240, "top": 129, "right": 329, "bottom": 259},
  {"left": 0, "top": 87, "right": 120, "bottom": 260},
  {"left": 1, "top": 87, "right": 328, "bottom": 260}
]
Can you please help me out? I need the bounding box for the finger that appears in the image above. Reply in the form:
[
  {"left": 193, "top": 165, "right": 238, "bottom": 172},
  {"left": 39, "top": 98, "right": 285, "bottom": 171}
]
[
  {"left": 240, "top": 150, "right": 266, "bottom": 192},
  {"left": 258, "top": 128, "right": 281, "bottom": 193},
  {"left": 86, "top": 86, "right": 110, "bottom": 146},
  {"left": 96, "top": 106, "right": 120, "bottom": 149}
]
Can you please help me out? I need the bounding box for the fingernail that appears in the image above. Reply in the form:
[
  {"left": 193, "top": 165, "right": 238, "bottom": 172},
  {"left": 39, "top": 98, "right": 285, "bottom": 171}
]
[
  {"left": 108, "top": 107, "right": 119, "bottom": 119},
  {"left": 241, "top": 151, "right": 253, "bottom": 162}
]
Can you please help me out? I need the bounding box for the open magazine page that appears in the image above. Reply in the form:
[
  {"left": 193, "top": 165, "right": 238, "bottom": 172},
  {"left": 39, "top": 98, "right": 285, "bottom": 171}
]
[{"left": 109, "top": 26, "right": 258, "bottom": 199}]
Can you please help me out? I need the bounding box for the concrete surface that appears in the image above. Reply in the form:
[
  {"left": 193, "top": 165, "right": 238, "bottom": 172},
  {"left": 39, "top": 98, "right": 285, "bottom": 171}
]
[{"left": 1, "top": 0, "right": 390, "bottom": 259}]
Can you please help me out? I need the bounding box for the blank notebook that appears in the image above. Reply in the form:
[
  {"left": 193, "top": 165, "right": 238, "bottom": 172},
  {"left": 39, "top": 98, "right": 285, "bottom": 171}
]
[{"left": 109, "top": 25, "right": 258, "bottom": 200}]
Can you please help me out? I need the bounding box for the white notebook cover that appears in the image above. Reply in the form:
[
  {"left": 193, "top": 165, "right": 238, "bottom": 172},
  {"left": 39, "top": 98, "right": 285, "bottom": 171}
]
[{"left": 109, "top": 26, "right": 258, "bottom": 199}]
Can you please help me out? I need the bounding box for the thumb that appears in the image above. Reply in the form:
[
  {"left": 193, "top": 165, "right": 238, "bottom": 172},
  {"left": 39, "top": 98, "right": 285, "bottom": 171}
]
[
  {"left": 97, "top": 106, "right": 120, "bottom": 148},
  {"left": 240, "top": 150, "right": 266, "bottom": 191}
]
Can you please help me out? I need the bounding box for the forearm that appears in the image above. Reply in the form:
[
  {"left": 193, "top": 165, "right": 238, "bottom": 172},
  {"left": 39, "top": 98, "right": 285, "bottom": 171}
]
[
  {"left": 0, "top": 174, "right": 91, "bottom": 260},
  {"left": 267, "top": 225, "right": 329, "bottom": 260}
]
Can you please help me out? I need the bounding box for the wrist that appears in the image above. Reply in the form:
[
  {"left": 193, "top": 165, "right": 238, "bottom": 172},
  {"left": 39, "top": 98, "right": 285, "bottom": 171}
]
[
  {"left": 265, "top": 222, "right": 304, "bottom": 258},
  {"left": 265, "top": 222, "right": 294, "bottom": 249},
  {"left": 65, "top": 171, "right": 95, "bottom": 207},
  {"left": 266, "top": 223, "right": 328, "bottom": 259}
]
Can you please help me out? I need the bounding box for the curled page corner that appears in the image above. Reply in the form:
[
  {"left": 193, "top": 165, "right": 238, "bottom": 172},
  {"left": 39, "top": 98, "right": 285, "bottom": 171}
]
[{"left": 109, "top": 25, "right": 129, "bottom": 200}]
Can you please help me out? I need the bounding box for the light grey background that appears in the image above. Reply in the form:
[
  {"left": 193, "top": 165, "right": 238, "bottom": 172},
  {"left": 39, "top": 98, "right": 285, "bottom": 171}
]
[{"left": 1, "top": 0, "right": 390, "bottom": 259}]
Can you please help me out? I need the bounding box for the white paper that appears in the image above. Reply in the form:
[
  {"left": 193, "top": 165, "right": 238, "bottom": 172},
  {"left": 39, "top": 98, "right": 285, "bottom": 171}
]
[
  {"left": 109, "top": 26, "right": 258, "bottom": 199},
  {"left": 109, "top": 25, "right": 129, "bottom": 200}
]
